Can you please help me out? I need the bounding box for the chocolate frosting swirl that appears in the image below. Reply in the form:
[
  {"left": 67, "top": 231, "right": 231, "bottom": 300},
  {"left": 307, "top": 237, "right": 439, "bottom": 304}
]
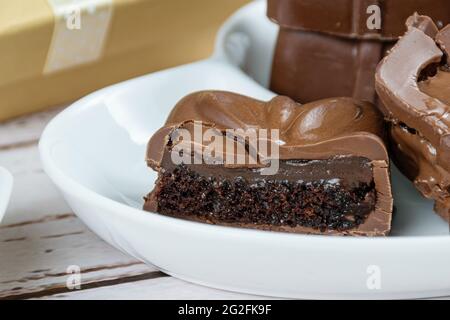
[{"left": 147, "top": 91, "right": 388, "bottom": 168}]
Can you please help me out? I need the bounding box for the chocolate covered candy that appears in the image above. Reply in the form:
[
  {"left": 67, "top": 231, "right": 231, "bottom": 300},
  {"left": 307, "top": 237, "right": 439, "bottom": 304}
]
[
  {"left": 376, "top": 15, "right": 450, "bottom": 221},
  {"left": 268, "top": 0, "right": 450, "bottom": 105},
  {"left": 144, "top": 91, "right": 393, "bottom": 236}
]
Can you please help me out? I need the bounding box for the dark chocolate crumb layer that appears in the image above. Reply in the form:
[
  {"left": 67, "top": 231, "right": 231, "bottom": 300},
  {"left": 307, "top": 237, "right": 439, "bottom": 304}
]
[{"left": 150, "top": 164, "right": 376, "bottom": 232}]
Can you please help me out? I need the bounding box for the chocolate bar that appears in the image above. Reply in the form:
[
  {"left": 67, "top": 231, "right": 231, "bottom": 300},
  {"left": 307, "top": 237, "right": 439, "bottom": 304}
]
[
  {"left": 375, "top": 14, "right": 450, "bottom": 221},
  {"left": 144, "top": 91, "right": 393, "bottom": 236}
]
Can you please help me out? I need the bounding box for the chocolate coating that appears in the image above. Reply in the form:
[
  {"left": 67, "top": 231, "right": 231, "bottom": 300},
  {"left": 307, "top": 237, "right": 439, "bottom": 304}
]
[
  {"left": 148, "top": 91, "right": 388, "bottom": 165},
  {"left": 268, "top": 0, "right": 450, "bottom": 40},
  {"left": 269, "top": 0, "right": 450, "bottom": 105},
  {"left": 145, "top": 91, "right": 393, "bottom": 236},
  {"left": 270, "top": 29, "right": 391, "bottom": 104},
  {"left": 375, "top": 15, "right": 450, "bottom": 221}
]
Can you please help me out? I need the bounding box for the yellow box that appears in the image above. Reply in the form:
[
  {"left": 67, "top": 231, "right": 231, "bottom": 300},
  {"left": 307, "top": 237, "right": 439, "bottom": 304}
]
[{"left": 0, "top": 0, "right": 250, "bottom": 121}]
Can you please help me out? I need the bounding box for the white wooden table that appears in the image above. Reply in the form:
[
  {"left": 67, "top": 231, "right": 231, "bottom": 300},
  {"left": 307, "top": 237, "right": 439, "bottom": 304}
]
[{"left": 0, "top": 107, "right": 267, "bottom": 300}]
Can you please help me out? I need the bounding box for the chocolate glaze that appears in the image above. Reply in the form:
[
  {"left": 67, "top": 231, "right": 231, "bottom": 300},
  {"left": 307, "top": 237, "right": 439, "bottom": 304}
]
[
  {"left": 268, "top": 0, "right": 450, "bottom": 40},
  {"left": 375, "top": 15, "right": 450, "bottom": 221},
  {"left": 145, "top": 91, "right": 393, "bottom": 236},
  {"left": 147, "top": 92, "right": 388, "bottom": 165}
]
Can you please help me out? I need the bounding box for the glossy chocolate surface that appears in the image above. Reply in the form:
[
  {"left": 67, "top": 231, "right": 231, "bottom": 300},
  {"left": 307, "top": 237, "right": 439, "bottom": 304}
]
[
  {"left": 270, "top": 29, "right": 391, "bottom": 104},
  {"left": 147, "top": 91, "right": 388, "bottom": 166},
  {"left": 268, "top": 0, "right": 450, "bottom": 40},
  {"left": 268, "top": 0, "right": 450, "bottom": 105},
  {"left": 375, "top": 15, "right": 450, "bottom": 221}
]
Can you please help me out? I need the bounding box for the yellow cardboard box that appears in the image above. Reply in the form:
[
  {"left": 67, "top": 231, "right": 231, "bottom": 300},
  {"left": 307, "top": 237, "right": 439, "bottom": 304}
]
[{"left": 0, "top": 0, "right": 250, "bottom": 121}]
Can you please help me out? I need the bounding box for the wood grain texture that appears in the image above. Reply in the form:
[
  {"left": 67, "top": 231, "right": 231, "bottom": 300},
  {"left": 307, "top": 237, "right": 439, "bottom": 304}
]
[
  {"left": 0, "top": 107, "right": 69, "bottom": 225},
  {"left": 0, "top": 213, "right": 158, "bottom": 299},
  {"left": 0, "top": 107, "right": 62, "bottom": 149},
  {"left": 0, "top": 145, "right": 70, "bottom": 225}
]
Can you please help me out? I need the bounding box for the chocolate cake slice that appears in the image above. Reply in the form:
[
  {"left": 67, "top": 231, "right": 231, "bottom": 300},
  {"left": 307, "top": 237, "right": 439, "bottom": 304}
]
[
  {"left": 376, "top": 15, "right": 450, "bottom": 221},
  {"left": 144, "top": 91, "right": 392, "bottom": 236}
]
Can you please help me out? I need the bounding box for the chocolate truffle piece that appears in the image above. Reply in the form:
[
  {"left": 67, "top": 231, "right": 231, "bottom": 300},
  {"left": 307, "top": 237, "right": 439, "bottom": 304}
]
[
  {"left": 268, "top": 0, "right": 450, "bottom": 40},
  {"left": 375, "top": 15, "right": 450, "bottom": 221},
  {"left": 268, "top": 0, "right": 450, "bottom": 105},
  {"left": 144, "top": 91, "right": 393, "bottom": 236}
]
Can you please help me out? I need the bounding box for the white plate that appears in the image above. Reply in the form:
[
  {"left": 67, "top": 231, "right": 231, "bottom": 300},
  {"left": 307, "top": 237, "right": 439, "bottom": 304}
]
[
  {"left": 39, "top": 1, "right": 450, "bottom": 299},
  {"left": 0, "top": 166, "right": 13, "bottom": 223}
]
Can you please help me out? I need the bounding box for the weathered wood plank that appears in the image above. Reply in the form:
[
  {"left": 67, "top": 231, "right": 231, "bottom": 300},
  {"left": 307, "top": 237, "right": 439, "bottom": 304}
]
[
  {"left": 0, "top": 145, "right": 70, "bottom": 225},
  {"left": 0, "top": 214, "right": 158, "bottom": 299},
  {"left": 0, "top": 107, "right": 63, "bottom": 149},
  {"left": 0, "top": 107, "right": 69, "bottom": 224},
  {"left": 7, "top": 272, "right": 168, "bottom": 300}
]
